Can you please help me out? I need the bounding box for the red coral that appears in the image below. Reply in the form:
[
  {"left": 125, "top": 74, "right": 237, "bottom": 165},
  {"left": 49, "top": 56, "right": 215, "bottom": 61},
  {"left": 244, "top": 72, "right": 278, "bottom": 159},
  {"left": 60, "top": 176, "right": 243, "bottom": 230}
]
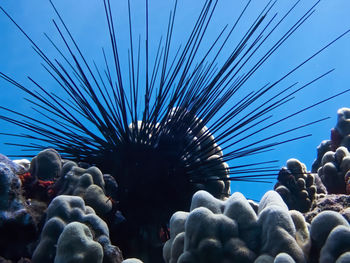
[
  {"left": 159, "top": 226, "right": 170, "bottom": 243},
  {"left": 17, "top": 172, "right": 56, "bottom": 201},
  {"left": 18, "top": 172, "right": 34, "bottom": 186}
]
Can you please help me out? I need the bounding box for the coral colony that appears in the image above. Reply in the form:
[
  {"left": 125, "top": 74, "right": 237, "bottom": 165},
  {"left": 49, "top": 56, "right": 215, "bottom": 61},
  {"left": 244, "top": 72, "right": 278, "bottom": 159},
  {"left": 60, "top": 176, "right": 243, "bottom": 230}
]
[{"left": 0, "top": 0, "right": 350, "bottom": 262}]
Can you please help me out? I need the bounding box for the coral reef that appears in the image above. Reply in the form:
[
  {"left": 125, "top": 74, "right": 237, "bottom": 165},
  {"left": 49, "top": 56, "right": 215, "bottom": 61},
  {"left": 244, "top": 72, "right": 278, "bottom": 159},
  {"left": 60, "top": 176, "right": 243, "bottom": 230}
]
[
  {"left": 3, "top": 109, "right": 350, "bottom": 262},
  {"left": 164, "top": 190, "right": 350, "bottom": 263},
  {"left": 164, "top": 190, "right": 306, "bottom": 263},
  {"left": 305, "top": 194, "right": 350, "bottom": 223},
  {"left": 312, "top": 108, "right": 350, "bottom": 173},
  {"left": 317, "top": 146, "right": 350, "bottom": 194},
  {"left": 29, "top": 149, "right": 62, "bottom": 181},
  {"left": 274, "top": 159, "right": 326, "bottom": 212},
  {"left": 55, "top": 162, "right": 113, "bottom": 216},
  {"left": 31, "top": 195, "right": 122, "bottom": 263},
  {"left": 0, "top": 162, "right": 37, "bottom": 260},
  {"left": 54, "top": 222, "right": 104, "bottom": 263}
]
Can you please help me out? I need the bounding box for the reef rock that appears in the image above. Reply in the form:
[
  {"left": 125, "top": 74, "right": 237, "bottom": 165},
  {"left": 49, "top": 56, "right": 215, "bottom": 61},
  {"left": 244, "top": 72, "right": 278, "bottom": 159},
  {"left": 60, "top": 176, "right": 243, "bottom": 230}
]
[
  {"left": 0, "top": 162, "right": 37, "bottom": 260},
  {"left": 0, "top": 154, "right": 25, "bottom": 174},
  {"left": 304, "top": 194, "right": 350, "bottom": 223}
]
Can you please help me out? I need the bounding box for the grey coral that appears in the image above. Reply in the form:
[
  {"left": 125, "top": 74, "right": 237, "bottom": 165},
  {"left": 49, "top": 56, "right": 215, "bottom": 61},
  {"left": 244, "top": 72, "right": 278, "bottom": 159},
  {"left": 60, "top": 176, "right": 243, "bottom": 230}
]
[{"left": 32, "top": 195, "right": 122, "bottom": 263}]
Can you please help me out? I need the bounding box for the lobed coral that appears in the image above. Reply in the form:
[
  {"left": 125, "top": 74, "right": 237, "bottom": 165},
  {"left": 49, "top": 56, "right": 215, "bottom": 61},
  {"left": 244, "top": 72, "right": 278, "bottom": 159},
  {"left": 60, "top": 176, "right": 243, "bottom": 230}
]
[
  {"left": 312, "top": 108, "right": 350, "bottom": 173},
  {"left": 334, "top": 108, "right": 350, "bottom": 147},
  {"left": 164, "top": 190, "right": 350, "bottom": 263},
  {"left": 274, "top": 159, "right": 326, "bottom": 212},
  {"left": 317, "top": 146, "right": 350, "bottom": 194},
  {"left": 31, "top": 195, "right": 122, "bottom": 263},
  {"left": 309, "top": 211, "right": 350, "bottom": 263},
  {"left": 55, "top": 162, "right": 113, "bottom": 216},
  {"left": 164, "top": 190, "right": 308, "bottom": 263},
  {"left": 54, "top": 222, "right": 104, "bottom": 263},
  {"left": 29, "top": 149, "right": 62, "bottom": 182},
  {"left": 17, "top": 149, "right": 62, "bottom": 202}
]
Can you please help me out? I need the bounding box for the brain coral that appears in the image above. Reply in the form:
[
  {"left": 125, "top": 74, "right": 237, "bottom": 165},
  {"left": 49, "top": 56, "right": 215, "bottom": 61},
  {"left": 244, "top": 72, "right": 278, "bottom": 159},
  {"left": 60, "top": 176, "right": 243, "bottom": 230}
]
[{"left": 31, "top": 195, "right": 122, "bottom": 263}]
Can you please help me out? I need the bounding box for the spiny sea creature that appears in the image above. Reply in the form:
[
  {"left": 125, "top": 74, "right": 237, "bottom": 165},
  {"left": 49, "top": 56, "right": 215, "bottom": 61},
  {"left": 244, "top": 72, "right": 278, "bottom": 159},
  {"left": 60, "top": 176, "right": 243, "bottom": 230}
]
[{"left": 0, "top": 0, "right": 349, "bottom": 260}]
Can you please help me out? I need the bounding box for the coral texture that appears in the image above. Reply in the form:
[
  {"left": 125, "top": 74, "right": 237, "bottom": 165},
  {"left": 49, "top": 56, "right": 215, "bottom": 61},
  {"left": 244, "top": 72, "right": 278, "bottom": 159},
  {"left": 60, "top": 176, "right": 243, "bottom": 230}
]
[
  {"left": 30, "top": 149, "right": 62, "bottom": 181},
  {"left": 274, "top": 159, "right": 326, "bottom": 212},
  {"left": 54, "top": 222, "right": 104, "bottom": 263},
  {"left": 0, "top": 162, "right": 37, "bottom": 260},
  {"left": 55, "top": 162, "right": 113, "bottom": 216},
  {"left": 164, "top": 190, "right": 307, "bottom": 263},
  {"left": 31, "top": 195, "right": 122, "bottom": 263},
  {"left": 317, "top": 146, "right": 350, "bottom": 194},
  {"left": 164, "top": 190, "right": 350, "bottom": 263},
  {"left": 312, "top": 108, "right": 350, "bottom": 173},
  {"left": 305, "top": 194, "right": 350, "bottom": 223}
]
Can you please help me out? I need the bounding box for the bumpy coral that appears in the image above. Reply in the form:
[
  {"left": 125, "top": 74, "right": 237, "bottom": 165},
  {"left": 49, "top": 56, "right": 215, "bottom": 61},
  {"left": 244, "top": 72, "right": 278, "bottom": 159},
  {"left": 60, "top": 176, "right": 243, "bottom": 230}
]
[
  {"left": 55, "top": 162, "right": 113, "bottom": 216},
  {"left": 319, "top": 225, "right": 350, "bottom": 263},
  {"left": 274, "top": 159, "right": 326, "bottom": 212},
  {"left": 317, "top": 146, "right": 350, "bottom": 194},
  {"left": 312, "top": 108, "right": 350, "bottom": 173},
  {"left": 164, "top": 190, "right": 308, "bottom": 263},
  {"left": 31, "top": 195, "right": 122, "bottom": 263},
  {"left": 54, "top": 222, "right": 104, "bottom": 263},
  {"left": 309, "top": 211, "right": 350, "bottom": 263},
  {"left": 335, "top": 108, "right": 350, "bottom": 141},
  {"left": 15, "top": 149, "right": 62, "bottom": 202},
  {"left": 30, "top": 149, "right": 62, "bottom": 181},
  {"left": 0, "top": 162, "right": 37, "bottom": 260},
  {"left": 311, "top": 140, "right": 332, "bottom": 173},
  {"left": 164, "top": 189, "right": 350, "bottom": 262}
]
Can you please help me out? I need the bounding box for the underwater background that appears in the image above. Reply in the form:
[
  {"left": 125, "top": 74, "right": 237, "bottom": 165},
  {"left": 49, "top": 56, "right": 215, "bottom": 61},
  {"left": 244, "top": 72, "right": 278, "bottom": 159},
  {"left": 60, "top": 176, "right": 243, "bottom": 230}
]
[
  {"left": 1, "top": 0, "right": 350, "bottom": 200},
  {"left": 1, "top": 1, "right": 350, "bottom": 262}
]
